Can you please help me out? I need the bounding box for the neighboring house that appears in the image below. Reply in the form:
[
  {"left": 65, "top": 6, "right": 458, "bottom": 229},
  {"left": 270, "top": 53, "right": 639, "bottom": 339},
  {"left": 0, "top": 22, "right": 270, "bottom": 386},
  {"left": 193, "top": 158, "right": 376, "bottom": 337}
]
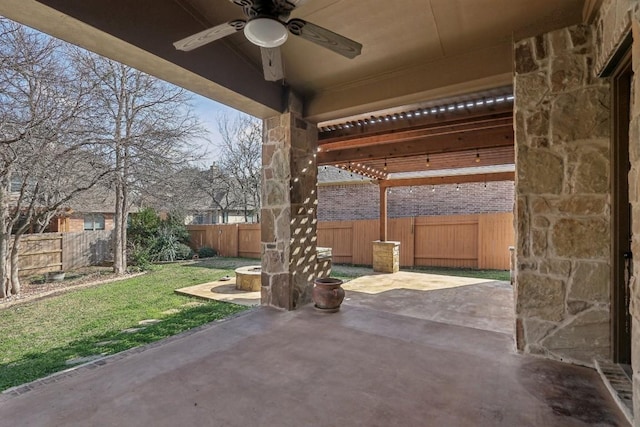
[
  {"left": 49, "top": 209, "right": 114, "bottom": 233},
  {"left": 317, "top": 166, "right": 514, "bottom": 222},
  {"left": 46, "top": 186, "right": 139, "bottom": 233},
  {"left": 7, "top": 178, "right": 116, "bottom": 234},
  {"left": 47, "top": 188, "right": 115, "bottom": 233}
]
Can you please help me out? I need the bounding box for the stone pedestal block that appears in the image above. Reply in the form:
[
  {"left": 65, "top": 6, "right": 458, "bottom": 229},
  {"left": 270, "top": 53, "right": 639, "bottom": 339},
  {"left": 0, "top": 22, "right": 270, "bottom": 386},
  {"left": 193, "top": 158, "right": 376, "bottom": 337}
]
[{"left": 373, "top": 241, "right": 400, "bottom": 273}]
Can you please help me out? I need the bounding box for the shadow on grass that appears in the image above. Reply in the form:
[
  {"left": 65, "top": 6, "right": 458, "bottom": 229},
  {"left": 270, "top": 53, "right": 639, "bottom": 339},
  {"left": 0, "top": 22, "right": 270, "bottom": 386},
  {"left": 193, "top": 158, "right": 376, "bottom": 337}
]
[
  {"left": 183, "top": 257, "right": 259, "bottom": 271},
  {"left": 0, "top": 302, "right": 248, "bottom": 392}
]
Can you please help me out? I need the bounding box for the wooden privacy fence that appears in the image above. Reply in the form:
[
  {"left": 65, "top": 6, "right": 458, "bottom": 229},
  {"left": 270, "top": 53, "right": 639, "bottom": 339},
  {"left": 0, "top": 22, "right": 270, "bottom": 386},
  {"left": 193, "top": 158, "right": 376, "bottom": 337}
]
[
  {"left": 187, "top": 213, "right": 514, "bottom": 270},
  {"left": 17, "top": 230, "right": 113, "bottom": 276},
  {"left": 62, "top": 230, "right": 113, "bottom": 271},
  {"left": 188, "top": 223, "right": 261, "bottom": 259}
]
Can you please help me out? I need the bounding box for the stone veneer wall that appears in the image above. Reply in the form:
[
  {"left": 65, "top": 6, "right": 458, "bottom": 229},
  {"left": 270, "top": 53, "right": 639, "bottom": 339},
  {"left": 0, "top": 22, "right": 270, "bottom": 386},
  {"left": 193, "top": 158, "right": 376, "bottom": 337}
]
[
  {"left": 261, "top": 98, "right": 319, "bottom": 310},
  {"left": 514, "top": 24, "right": 612, "bottom": 365}
]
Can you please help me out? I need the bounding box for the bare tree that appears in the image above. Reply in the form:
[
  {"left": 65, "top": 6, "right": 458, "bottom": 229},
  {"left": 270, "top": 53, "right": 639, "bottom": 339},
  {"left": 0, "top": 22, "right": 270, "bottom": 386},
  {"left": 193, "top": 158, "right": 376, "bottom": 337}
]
[
  {"left": 190, "top": 163, "right": 236, "bottom": 223},
  {"left": 73, "top": 52, "right": 206, "bottom": 274},
  {"left": 0, "top": 19, "right": 107, "bottom": 298},
  {"left": 135, "top": 165, "right": 206, "bottom": 216},
  {"left": 216, "top": 114, "right": 262, "bottom": 222}
]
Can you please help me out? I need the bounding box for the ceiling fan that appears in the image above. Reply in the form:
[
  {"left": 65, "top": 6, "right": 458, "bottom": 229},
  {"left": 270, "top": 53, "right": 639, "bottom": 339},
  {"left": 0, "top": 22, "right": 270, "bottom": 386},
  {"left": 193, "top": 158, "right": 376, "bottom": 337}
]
[{"left": 173, "top": 0, "right": 362, "bottom": 82}]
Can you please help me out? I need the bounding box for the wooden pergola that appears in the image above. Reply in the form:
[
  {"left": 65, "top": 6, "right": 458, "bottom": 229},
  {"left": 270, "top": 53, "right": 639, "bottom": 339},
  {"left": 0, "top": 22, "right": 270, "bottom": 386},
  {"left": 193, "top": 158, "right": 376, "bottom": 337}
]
[{"left": 316, "top": 89, "right": 515, "bottom": 241}]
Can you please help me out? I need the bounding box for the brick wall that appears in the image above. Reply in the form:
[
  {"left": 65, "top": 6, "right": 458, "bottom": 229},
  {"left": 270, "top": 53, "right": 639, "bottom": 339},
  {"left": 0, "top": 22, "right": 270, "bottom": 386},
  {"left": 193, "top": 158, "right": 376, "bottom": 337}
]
[
  {"left": 65, "top": 213, "right": 115, "bottom": 233},
  {"left": 317, "top": 181, "right": 514, "bottom": 221}
]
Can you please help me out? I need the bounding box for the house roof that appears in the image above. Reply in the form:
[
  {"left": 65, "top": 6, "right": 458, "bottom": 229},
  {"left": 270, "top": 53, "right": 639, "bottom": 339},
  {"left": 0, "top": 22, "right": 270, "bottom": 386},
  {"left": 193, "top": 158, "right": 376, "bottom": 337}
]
[{"left": 66, "top": 186, "right": 139, "bottom": 214}]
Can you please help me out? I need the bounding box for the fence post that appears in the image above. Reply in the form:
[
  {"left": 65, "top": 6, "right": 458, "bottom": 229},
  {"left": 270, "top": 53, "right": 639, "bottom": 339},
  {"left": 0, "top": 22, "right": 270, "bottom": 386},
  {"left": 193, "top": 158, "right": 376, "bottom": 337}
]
[
  {"left": 234, "top": 224, "right": 239, "bottom": 258},
  {"left": 60, "top": 232, "right": 65, "bottom": 271},
  {"left": 477, "top": 214, "right": 483, "bottom": 269}
]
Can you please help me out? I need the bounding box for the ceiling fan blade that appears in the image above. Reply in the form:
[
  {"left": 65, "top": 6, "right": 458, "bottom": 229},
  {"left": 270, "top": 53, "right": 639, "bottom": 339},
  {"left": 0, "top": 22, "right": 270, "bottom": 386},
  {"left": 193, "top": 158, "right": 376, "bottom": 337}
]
[
  {"left": 230, "top": 0, "right": 259, "bottom": 18},
  {"left": 260, "top": 47, "right": 284, "bottom": 81},
  {"left": 174, "top": 20, "right": 246, "bottom": 51},
  {"left": 271, "top": 0, "right": 307, "bottom": 15},
  {"left": 287, "top": 19, "right": 362, "bottom": 59},
  {"left": 286, "top": 0, "right": 310, "bottom": 6}
]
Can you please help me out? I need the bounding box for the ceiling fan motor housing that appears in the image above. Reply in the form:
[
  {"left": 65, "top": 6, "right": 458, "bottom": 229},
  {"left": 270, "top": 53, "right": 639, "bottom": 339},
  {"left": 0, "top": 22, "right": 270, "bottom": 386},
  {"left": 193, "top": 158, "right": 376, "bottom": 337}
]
[{"left": 244, "top": 17, "right": 289, "bottom": 48}]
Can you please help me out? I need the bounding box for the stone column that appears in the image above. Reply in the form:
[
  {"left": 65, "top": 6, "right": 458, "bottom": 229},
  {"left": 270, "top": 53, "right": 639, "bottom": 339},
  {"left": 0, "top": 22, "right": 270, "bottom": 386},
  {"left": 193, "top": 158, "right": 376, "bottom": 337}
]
[
  {"left": 514, "top": 24, "right": 611, "bottom": 365},
  {"left": 261, "top": 94, "right": 319, "bottom": 310}
]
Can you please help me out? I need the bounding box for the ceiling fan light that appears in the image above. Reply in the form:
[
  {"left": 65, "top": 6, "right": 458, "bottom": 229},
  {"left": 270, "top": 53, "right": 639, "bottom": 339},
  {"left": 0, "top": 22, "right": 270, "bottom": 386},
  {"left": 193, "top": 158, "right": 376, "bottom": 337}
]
[{"left": 244, "top": 18, "right": 288, "bottom": 48}]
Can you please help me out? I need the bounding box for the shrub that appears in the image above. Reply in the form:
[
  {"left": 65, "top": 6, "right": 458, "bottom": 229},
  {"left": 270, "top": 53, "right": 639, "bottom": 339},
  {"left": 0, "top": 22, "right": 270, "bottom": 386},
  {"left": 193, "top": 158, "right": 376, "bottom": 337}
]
[
  {"left": 150, "top": 228, "right": 180, "bottom": 262},
  {"left": 127, "top": 208, "right": 193, "bottom": 264},
  {"left": 128, "top": 245, "right": 152, "bottom": 270},
  {"left": 198, "top": 247, "right": 217, "bottom": 258},
  {"left": 128, "top": 208, "right": 161, "bottom": 247},
  {"left": 175, "top": 243, "right": 194, "bottom": 260},
  {"left": 163, "top": 211, "right": 190, "bottom": 244}
]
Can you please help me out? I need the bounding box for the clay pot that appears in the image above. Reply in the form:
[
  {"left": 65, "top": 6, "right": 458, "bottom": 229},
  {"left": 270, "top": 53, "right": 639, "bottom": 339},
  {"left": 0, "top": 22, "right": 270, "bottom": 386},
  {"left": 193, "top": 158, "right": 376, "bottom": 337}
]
[{"left": 312, "top": 277, "right": 345, "bottom": 313}]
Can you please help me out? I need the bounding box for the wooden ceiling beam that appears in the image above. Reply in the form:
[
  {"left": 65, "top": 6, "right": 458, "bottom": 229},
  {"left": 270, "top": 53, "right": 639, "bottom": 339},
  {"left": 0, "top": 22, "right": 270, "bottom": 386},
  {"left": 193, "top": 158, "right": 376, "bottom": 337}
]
[
  {"left": 380, "top": 171, "right": 515, "bottom": 188},
  {"left": 344, "top": 146, "right": 515, "bottom": 174}
]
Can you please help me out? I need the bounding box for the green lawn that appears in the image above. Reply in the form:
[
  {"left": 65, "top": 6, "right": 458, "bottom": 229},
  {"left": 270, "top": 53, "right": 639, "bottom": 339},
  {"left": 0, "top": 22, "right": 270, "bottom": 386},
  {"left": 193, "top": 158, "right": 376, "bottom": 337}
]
[{"left": 0, "top": 261, "right": 248, "bottom": 392}]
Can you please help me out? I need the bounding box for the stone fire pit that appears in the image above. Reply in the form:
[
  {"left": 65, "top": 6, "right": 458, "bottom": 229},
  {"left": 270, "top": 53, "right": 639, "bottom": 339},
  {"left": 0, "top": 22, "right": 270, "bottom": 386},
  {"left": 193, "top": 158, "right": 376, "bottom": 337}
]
[{"left": 235, "top": 265, "right": 262, "bottom": 292}]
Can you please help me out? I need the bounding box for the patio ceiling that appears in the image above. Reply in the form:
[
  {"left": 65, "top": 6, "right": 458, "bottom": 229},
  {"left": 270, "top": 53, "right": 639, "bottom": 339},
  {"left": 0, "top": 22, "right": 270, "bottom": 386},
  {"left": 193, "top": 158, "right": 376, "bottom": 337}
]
[{"left": 0, "top": 0, "right": 591, "bottom": 181}]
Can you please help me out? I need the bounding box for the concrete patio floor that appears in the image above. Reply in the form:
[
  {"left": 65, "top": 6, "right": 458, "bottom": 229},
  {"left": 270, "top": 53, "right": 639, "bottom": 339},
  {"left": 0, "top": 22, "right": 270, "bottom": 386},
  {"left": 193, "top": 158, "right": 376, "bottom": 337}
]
[{"left": 0, "top": 273, "right": 627, "bottom": 426}]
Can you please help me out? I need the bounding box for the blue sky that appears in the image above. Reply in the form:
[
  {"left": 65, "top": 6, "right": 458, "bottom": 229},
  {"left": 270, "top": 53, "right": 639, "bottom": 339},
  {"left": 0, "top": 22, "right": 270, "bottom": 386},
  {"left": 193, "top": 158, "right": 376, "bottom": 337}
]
[{"left": 189, "top": 92, "right": 253, "bottom": 167}]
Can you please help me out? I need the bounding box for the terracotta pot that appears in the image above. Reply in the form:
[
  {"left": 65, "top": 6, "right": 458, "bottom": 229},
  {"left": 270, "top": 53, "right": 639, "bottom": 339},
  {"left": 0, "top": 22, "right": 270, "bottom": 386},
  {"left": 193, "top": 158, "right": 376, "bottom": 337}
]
[{"left": 312, "top": 277, "right": 345, "bottom": 313}]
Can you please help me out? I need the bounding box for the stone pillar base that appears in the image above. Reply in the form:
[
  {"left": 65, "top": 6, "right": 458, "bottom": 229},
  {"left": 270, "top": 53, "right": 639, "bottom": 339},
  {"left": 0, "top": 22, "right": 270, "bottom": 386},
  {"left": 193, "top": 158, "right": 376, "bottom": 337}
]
[{"left": 373, "top": 241, "right": 400, "bottom": 273}]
